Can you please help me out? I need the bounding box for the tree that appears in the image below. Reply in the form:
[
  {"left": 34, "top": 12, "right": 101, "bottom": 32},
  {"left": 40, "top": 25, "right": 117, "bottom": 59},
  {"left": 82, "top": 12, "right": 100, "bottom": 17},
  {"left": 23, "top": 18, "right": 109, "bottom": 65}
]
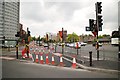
[
  {"left": 67, "top": 32, "right": 79, "bottom": 42},
  {"left": 32, "top": 36, "right": 36, "bottom": 41},
  {"left": 41, "top": 37, "right": 46, "bottom": 42}
]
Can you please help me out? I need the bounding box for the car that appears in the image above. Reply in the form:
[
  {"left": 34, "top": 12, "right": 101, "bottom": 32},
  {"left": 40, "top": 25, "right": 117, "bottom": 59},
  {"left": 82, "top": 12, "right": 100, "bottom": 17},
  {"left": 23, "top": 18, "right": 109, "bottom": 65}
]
[
  {"left": 65, "top": 43, "right": 70, "bottom": 47},
  {"left": 69, "top": 42, "right": 81, "bottom": 49},
  {"left": 10, "top": 45, "right": 14, "bottom": 48},
  {"left": 43, "top": 43, "right": 49, "bottom": 47},
  {"left": 80, "top": 42, "right": 87, "bottom": 46},
  {"left": 92, "top": 42, "right": 102, "bottom": 47}
]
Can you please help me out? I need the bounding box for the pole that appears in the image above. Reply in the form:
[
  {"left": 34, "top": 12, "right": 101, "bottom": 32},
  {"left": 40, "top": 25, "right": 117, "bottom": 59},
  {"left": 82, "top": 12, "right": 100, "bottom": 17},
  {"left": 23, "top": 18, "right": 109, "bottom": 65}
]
[
  {"left": 77, "top": 48, "right": 78, "bottom": 55},
  {"left": 26, "top": 44, "right": 29, "bottom": 58},
  {"left": 76, "top": 42, "right": 78, "bottom": 55},
  {"left": 89, "top": 51, "right": 92, "bottom": 66},
  {"left": 16, "top": 40, "right": 18, "bottom": 59},
  {"left": 39, "top": 35, "right": 40, "bottom": 46},
  {"left": 95, "top": 3, "right": 99, "bottom": 61},
  {"left": 62, "top": 28, "right": 64, "bottom": 54},
  {"left": 118, "top": 26, "right": 120, "bottom": 61},
  {"left": 55, "top": 44, "right": 56, "bottom": 53}
]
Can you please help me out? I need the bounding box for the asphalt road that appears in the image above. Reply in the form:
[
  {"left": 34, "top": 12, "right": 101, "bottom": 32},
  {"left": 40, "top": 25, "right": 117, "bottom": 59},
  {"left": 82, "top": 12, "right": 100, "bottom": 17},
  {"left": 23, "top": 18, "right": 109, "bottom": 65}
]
[
  {"left": 56, "top": 44, "right": 118, "bottom": 61},
  {"left": 2, "top": 59, "right": 118, "bottom": 78}
]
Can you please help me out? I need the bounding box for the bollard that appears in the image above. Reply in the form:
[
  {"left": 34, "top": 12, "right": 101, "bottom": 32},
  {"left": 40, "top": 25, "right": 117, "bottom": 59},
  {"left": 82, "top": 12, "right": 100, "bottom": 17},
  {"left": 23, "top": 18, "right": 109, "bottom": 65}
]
[
  {"left": 55, "top": 45, "right": 57, "bottom": 53},
  {"left": 89, "top": 51, "right": 92, "bottom": 66},
  {"left": 77, "top": 48, "right": 78, "bottom": 55},
  {"left": 97, "top": 50, "right": 99, "bottom": 61},
  {"left": 119, "top": 52, "right": 120, "bottom": 61},
  {"left": 16, "top": 40, "right": 18, "bottom": 59}
]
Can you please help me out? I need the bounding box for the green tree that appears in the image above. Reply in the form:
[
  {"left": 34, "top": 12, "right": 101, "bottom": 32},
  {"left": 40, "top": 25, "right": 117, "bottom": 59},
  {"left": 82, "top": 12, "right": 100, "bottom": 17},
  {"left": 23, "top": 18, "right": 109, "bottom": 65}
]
[
  {"left": 67, "top": 32, "right": 79, "bottom": 42},
  {"left": 32, "top": 36, "right": 36, "bottom": 41}
]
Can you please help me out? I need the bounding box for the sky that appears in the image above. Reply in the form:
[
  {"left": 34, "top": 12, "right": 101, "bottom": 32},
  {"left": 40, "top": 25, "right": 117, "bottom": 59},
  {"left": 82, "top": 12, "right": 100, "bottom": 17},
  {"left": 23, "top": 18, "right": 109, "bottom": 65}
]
[{"left": 20, "top": 0, "right": 119, "bottom": 37}]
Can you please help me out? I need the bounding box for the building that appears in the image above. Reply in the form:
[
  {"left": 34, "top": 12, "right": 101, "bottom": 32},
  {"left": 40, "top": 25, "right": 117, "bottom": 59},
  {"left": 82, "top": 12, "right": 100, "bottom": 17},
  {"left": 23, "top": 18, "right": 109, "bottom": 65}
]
[
  {"left": 0, "top": 1, "right": 20, "bottom": 47},
  {"left": 79, "top": 34, "right": 94, "bottom": 43},
  {"left": 118, "top": 1, "right": 120, "bottom": 27}
]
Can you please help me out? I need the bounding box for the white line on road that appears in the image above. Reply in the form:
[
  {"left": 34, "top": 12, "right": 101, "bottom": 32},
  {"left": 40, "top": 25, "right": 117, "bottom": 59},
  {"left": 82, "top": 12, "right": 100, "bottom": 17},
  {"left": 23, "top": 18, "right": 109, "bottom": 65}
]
[{"left": 0, "top": 56, "right": 16, "bottom": 60}]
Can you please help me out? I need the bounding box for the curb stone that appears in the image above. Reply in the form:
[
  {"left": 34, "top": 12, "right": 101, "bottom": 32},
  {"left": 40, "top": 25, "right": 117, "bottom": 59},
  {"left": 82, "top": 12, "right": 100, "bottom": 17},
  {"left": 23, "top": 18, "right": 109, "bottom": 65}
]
[{"left": 62, "top": 54, "right": 120, "bottom": 74}]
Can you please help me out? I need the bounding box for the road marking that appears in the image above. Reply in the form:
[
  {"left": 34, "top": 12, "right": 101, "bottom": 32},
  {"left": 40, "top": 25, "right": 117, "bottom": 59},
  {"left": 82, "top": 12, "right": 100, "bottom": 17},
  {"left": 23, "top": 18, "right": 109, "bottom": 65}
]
[
  {"left": 0, "top": 56, "right": 16, "bottom": 60},
  {"left": 83, "top": 56, "right": 103, "bottom": 60},
  {"left": 53, "top": 53, "right": 62, "bottom": 56}
]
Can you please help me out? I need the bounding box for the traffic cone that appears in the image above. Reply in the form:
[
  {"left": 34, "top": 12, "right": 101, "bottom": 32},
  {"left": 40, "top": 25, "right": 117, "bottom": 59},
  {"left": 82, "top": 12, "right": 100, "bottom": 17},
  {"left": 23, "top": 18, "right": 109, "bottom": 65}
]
[
  {"left": 29, "top": 53, "right": 32, "bottom": 59},
  {"left": 59, "top": 55, "right": 64, "bottom": 66},
  {"left": 22, "top": 48, "right": 26, "bottom": 58},
  {"left": 35, "top": 54, "right": 39, "bottom": 63},
  {"left": 72, "top": 57, "right": 77, "bottom": 68},
  {"left": 46, "top": 54, "right": 50, "bottom": 64},
  {"left": 23, "top": 53, "right": 27, "bottom": 59},
  {"left": 51, "top": 55, "right": 55, "bottom": 65},
  {"left": 40, "top": 54, "right": 44, "bottom": 64}
]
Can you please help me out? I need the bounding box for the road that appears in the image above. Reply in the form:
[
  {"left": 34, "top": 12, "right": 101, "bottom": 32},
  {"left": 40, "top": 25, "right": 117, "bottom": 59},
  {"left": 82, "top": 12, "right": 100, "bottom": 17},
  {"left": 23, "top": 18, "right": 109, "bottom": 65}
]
[
  {"left": 55, "top": 44, "right": 118, "bottom": 61},
  {"left": 2, "top": 59, "right": 117, "bottom": 78}
]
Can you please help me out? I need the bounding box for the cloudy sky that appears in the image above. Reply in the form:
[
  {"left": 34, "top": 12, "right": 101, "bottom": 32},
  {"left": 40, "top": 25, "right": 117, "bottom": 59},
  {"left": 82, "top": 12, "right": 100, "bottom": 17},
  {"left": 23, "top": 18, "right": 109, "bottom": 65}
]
[{"left": 20, "top": 0, "right": 119, "bottom": 37}]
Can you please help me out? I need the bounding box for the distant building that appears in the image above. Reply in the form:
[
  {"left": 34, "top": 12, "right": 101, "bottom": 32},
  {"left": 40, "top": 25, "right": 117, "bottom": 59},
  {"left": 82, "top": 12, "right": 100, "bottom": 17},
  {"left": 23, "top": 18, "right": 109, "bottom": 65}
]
[
  {"left": 0, "top": 1, "right": 20, "bottom": 46},
  {"left": 79, "top": 34, "right": 94, "bottom": 43},
  {"left": 118, "top": 1, "right": 120, "bottom": 27}
]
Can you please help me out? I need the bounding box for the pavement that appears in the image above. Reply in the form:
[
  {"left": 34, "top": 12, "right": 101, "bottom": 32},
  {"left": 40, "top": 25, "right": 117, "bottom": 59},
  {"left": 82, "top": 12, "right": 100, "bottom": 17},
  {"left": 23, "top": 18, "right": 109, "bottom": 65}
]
[
  {"left": 1, "top": 47, "right": 120, "bottom": 75},
  {"left": 62, "top": 52, "right": 120, "bottom": 74}
]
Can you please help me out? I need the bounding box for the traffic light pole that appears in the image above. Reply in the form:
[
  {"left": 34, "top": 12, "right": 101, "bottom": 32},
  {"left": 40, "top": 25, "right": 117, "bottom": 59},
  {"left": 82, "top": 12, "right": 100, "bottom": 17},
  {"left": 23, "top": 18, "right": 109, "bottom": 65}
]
[
  {"left": 118, "top": 26, "right": 120, "bottom": 61},
  {"left": 16, "top": 40, "right": 18, "bottom": 59},
  {"left": 62, "top": 28, "right": 64, "bottom": 54},
  {"left": 95, "top": 3, "right": 99, "bottom": 61}
]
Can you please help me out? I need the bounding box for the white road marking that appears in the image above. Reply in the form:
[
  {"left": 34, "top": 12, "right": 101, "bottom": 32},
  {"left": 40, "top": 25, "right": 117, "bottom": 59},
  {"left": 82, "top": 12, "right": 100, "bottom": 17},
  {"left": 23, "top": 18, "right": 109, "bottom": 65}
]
[
  {"left": 53, "top": 53, "right": 62, "bottom": 56},
  {"left": 0, "top": 56, "right": 16, "bottom": 60}
]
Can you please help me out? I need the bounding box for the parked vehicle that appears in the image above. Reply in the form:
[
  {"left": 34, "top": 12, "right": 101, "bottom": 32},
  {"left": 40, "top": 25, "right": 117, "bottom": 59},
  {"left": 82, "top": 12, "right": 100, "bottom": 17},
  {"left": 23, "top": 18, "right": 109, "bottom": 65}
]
[
  {"left": 69, "top": 42, "right": 81, "bottom": 49},
  {"left": 92, "top": 42, "right": 102, "bottom": 47},
  {"left": 79, "top": 42, "right": 87, "bottom": 46},
  {"left": 43, "top": 43, "right": 49, "bottom": 47}
]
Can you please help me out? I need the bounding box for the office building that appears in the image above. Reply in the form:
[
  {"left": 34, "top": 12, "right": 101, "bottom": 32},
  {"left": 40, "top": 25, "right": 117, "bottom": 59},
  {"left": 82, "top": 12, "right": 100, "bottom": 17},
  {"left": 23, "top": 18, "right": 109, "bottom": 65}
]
[{"left": 0, "top": 1, "right": 20, "bottom": 46}]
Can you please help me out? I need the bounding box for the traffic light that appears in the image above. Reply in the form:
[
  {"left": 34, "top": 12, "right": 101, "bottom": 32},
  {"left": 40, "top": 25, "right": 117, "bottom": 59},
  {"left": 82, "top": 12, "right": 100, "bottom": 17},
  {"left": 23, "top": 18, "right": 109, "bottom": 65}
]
[
  {"left": 15, "top": 32, "right": 20, "bottom": 37},
  {"left": 28, "top": 31, "right": 30, "bottom": 36},
  {"left": 97, "top": 2, "right": 102, "bottom": 14},
  {"left": 98, "top": 15, "right": 103, "bottom": 31},
  {"left": 89, "top": 19, "right": 94, "bottom": 31},
  {"left": 46, "top": 34, "right": 48, "bottom": 41}
]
